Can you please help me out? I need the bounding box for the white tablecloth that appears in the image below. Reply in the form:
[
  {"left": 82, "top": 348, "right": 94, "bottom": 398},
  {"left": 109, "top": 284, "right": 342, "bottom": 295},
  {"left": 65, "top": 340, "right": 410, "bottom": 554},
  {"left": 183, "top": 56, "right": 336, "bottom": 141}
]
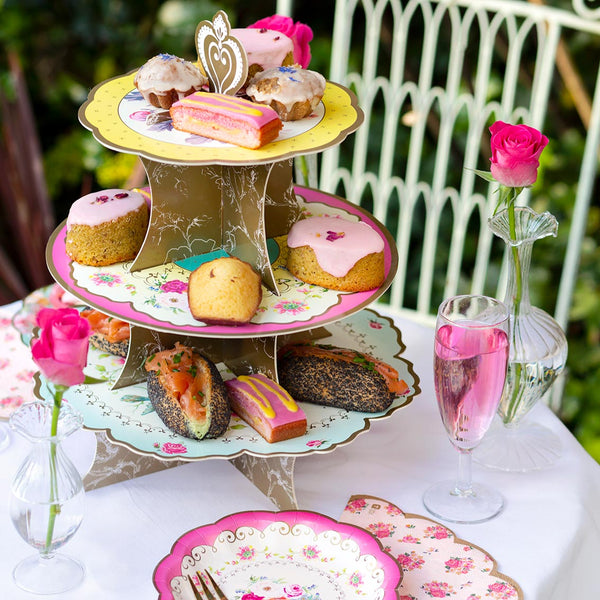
[{"left": 1, "top": 308, "right": 599, "bottom": 599}]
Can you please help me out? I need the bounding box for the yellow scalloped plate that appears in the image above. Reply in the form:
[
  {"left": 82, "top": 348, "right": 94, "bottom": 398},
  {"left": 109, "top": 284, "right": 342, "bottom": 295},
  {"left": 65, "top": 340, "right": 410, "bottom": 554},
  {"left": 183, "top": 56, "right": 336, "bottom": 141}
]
[{"left": 78, "top": 70, "right": 363, "bottom": 165}]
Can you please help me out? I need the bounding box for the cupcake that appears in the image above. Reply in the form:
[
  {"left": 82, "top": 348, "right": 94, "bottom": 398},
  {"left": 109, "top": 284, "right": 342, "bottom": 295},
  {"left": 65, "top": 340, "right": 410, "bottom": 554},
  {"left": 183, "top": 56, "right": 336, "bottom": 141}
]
[
  {"left": 134, "top": 53, "right": 208, "bottom": 109},
  {"left": 231, "top": 27, "right": 295, "bottom": 85},
  {"left": 246, "top": 65, "right": 326, "bottom": 121},
  {"left": 65, "top": 188, "right": 149, "bottom": 267}
]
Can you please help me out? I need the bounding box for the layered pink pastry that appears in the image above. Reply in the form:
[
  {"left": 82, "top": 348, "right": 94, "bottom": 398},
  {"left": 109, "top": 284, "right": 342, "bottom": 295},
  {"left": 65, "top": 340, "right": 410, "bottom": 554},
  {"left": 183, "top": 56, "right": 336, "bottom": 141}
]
[
  {"left": 286, "top": 215, "right": 385, "bottom": 291},
  {"left": 170, "top": 92, "right": 282, "bottom": 149},
  {"left": 225, "top": 373, "right": 307, "bottom": 443}
]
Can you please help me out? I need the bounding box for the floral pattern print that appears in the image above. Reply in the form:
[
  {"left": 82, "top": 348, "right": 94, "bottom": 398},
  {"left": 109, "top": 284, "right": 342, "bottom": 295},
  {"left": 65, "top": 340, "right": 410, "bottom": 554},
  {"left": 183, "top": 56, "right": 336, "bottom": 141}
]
[
  {"left": 340, "top": 496, "right": 522, "bottom": 600},
  {"left": 156, "top": 442, "right": 187, "bottom": 455},
  {"left": 0, "top": 306, "right": 38, "bottom": 418},
  {"left": 236, "top": 576, "right": 322, "bottom": 600},
  {"left": 66, "top": 198, "right": 388, "bottom": 331}
]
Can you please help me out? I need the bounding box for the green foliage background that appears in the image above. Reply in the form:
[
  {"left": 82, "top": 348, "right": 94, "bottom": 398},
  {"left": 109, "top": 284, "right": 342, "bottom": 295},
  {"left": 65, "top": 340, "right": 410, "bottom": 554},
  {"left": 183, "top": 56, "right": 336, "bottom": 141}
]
[{"left": 1, "top": 0, "right": 599, "bottom": 460}]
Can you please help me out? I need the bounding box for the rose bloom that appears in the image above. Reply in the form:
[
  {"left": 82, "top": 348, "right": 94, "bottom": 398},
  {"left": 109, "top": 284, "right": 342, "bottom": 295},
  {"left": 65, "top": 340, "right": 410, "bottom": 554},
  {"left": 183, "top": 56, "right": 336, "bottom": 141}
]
[
  {"left": 31, "top": 308, "right": 91, "bottom": 387},
  {"left": 249, "top": 15, "right": 313, "bottom": 68},
  {"left": 161, "top": 442, "right": 187, "bottom": 455},
  {"left": 160, "top": 279, "right": 188, "bottom": 294},
  {"left": 284, "top": 584, "right": 303, "bottom": 597},
  {"left": 489, "top": 121, "right": 548, "bottom": 188}
]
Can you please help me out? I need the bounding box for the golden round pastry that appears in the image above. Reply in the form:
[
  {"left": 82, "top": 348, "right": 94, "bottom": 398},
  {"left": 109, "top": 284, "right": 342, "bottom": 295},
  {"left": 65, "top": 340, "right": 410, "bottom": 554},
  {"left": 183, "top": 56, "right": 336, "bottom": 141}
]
[
  {"left": 286, "top": 216, "right": 385, "bottom": 292},
  {"left": 246, "top": 65, "right": 326, "bottom": 121},
  {"left": 65, "top": 189, "right": 149, "bottom": 267},
  {"left": 134, "top": 53, "right": 207, "bottom": 109},
  {"left": 187, "top": 256, "right": 262, "bottom": 325}
]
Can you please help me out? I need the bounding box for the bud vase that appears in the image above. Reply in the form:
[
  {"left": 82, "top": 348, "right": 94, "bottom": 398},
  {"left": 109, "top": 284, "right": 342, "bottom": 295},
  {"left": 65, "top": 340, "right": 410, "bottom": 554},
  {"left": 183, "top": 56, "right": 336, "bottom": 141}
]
[
  {"left": 475, "top": 206, "right": 568, "bottom": 471},
  {"left": 9, "top": 400, "right": 85, "bottom": 594}
]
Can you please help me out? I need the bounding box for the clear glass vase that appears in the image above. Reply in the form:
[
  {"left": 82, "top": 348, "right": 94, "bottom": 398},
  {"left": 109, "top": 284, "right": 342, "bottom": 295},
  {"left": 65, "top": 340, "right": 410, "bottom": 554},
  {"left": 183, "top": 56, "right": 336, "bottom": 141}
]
[
  {"left": 475, "top": 207, "right": 568, "bottom": 471},
  {"left": 9, "top": 400, "right": 86, "bottom": 594}
]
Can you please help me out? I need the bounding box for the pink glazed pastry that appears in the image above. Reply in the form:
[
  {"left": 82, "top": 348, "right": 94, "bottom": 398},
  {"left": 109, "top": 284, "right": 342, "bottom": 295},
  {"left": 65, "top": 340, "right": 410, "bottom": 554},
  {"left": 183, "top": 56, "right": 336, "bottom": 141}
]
[
  {"left": 65, "top": 188, "right": 149, "bottom": 266},
  {"left": 225, "top": 373, "right": 307, "bottom": 443},
  {"left": 170, "top": 92, "right": 282, "bottom": 149},
  {"left": 286, "top": 215, "right": 385, "bottom": 292},
  {"left": 231, "top": 27, "right": 295, "bottom": 83}
]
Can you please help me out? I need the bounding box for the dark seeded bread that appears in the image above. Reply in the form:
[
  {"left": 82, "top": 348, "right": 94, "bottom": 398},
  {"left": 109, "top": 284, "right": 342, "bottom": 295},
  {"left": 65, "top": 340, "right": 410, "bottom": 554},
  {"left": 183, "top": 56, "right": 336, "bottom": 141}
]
[
  {"left": 277, "top": 348, "right": 394, "bottom": 413},
  {"left": 89, "top": 332, "right": 129, "bottom": 358},
  {"left": 146, "top": 354, "right": 231, "bottom": 440}
]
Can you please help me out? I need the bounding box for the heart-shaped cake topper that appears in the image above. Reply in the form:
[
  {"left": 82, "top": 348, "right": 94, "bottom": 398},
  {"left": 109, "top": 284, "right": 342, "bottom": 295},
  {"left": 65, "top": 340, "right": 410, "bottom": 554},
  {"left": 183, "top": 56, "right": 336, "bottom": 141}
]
[{"left": 196, "top": 11, "right": 248, "bottom": 95}]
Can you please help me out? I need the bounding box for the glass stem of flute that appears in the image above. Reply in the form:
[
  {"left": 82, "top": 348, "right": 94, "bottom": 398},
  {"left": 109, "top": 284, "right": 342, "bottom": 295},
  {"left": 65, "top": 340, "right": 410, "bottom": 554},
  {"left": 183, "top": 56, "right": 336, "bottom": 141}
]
[{"left": 454, "top": 449, "right": 474, "bottom": 497}]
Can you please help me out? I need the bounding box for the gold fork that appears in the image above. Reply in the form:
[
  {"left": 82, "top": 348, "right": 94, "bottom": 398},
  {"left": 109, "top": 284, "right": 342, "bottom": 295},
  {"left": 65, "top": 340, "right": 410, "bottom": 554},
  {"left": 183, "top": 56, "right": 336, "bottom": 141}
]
[{"left": 187, "top": 570, "right": 228, "bottom": 600}]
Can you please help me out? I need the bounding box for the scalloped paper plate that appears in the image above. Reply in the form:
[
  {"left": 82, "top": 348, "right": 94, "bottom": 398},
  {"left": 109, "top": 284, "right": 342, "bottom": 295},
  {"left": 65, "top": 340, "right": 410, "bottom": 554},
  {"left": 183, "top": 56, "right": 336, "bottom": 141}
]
[
  {"left": 340, "top": 495, "right": 523, "bottom": 599},
  {"left": 46, "top": 188, "right": 398, "bottom": 338},
  {"left": 33, "top": 307, "right": 419, "bottom": 461},
  {"left": 79, "top": 72, "right": 363, "bottom": 165},
  {"left": 153, "top": 510, "right": 402, "bottom": 600}
]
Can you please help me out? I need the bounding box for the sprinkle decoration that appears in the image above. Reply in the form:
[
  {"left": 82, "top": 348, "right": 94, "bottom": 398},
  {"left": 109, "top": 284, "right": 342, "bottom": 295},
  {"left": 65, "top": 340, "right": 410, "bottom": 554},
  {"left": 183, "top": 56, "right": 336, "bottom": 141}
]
[
  {"left": 326, "top": 230, "right": 345, "bottom": 241},
  {"left": 92, "top": 192, "right": 128, "bottom": 205}
]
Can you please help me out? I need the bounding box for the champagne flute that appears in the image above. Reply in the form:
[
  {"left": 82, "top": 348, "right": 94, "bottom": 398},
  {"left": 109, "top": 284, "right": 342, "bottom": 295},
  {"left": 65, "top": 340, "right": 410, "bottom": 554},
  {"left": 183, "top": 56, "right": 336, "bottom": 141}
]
[{"left": 423, "top": 294, "right": 509, "bottom": 523}]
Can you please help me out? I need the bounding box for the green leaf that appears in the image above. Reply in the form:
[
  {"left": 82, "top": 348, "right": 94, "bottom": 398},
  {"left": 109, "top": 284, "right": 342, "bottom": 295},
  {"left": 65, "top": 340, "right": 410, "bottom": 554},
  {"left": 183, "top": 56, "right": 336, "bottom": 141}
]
[
  {"left": 83, "top": 375, "right": 105, "bottom": 384},
  {"left": 472, "top": 169, "right": 496, "bottom": 183}
]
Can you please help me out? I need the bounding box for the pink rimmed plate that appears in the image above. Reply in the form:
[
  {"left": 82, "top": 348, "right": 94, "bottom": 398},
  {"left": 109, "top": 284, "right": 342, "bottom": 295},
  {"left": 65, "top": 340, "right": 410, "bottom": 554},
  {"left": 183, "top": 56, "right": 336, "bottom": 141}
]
[{"left": 153, "top": 510, "right": 402, "bottom": 600}]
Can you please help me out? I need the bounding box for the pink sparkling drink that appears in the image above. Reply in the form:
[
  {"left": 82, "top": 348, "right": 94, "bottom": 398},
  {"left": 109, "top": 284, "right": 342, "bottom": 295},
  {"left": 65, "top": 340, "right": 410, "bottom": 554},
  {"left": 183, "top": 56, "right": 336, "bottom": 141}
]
[{"left": 434, "top": 323, "right": 509, "bottom": 450}]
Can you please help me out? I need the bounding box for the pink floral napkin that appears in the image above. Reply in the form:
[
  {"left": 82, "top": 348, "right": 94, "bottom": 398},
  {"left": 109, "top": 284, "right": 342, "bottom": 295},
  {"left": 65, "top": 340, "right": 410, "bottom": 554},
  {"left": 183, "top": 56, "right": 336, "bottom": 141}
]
[
  {"left": 0, "top": 306, "right": 36, "bottom": 419},
  {"left": 340, "top": 495, "right": 522, "bottom": 599}
]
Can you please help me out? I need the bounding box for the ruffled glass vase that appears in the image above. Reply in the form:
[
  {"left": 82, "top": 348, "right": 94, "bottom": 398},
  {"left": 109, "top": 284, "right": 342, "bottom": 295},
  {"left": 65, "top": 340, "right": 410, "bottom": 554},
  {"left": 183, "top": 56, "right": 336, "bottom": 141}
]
[
  {"left": 475, "top": 206, "right": 568, "bottom": 471},
  {"left": 9, "top": 400, "right": 85, "bottom": 594}
]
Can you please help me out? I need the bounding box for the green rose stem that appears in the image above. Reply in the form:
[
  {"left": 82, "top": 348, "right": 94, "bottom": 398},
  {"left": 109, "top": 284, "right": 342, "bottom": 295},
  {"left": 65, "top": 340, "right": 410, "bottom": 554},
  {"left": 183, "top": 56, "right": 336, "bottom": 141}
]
[
  {"left": 495, "top": 185, "right": 524, "bottom": 424},
  {"left": 45, "top": 383, "right": 67, "bottom": 555}
]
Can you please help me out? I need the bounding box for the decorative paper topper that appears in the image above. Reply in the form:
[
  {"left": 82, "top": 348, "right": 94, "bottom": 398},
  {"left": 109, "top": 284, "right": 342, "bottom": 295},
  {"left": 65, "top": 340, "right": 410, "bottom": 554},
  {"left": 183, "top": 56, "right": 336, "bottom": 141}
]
[{"left": 196, "top": 11, "right": 248, "bottom": 95}]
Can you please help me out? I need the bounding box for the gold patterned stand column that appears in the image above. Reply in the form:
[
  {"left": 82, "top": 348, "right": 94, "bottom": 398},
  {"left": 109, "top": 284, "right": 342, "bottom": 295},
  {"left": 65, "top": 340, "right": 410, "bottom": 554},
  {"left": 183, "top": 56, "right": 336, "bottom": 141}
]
[{"left": 131, "top": 159, "right": 300, "bottom": 294}]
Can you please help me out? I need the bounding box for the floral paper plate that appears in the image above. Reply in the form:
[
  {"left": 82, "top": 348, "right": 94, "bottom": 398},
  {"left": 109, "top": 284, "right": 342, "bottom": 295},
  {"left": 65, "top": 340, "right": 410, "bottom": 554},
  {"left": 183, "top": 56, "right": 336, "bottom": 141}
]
[
  {"left": 0, "top": 306, "right": 38, "bottom": 419},
  {"left": 47, "top": 188, "right": 397, "bottom": 338},
  {"left": 340, "top": 496, "right": 522, "bottom": 600},
  {"left": 79, "top": 72, "right": 363, "bottom": 165},
  {"left": 33, "top": 307, "right": 419, "bottom": 460},
  {"left": 153, "top": 510, "right": 402, "bottom": 600}
]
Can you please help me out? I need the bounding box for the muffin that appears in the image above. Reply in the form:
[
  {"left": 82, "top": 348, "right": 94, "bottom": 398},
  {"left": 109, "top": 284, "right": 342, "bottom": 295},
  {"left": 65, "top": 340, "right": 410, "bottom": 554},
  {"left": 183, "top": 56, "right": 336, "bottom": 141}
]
[
  {"left": 134, "top": 53, "right": 208, "bottom": 109},
  {"left": 286, "top": 216, "right": 385, "bottom": 292},
  {"left": 187, "top": 256, "right": 262, "bottom": 325},
  {"left": 246, "top": 65, "right": 326, "bottom": 121},
  {"left": 66, "top": 189, "right": 149, "bottom": 267}
]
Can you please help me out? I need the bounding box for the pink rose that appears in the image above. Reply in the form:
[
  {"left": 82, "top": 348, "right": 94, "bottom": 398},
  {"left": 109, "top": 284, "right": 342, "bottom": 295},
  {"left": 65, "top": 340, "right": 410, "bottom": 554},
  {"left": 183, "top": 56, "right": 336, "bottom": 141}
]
[
  {"left": 160, "top": 279, "right": 188, "bottom": 294},
  {"left": 249, "top": 15, "right": 313, "bottom": 68},
  {"left": 31, "top": 308, "right": 91, "bottom": 387},
  {"left": 306, "top": 439, "right": 324, "bottom": 448},
  {"left": 489, "top": 121, "right": 548, "bottom": 187},
  {"left": 161, "top": 442, "right": 187, "bottom": 455},
  {"left": 284, "top": 584, "right": 303, "bottom": 597}
]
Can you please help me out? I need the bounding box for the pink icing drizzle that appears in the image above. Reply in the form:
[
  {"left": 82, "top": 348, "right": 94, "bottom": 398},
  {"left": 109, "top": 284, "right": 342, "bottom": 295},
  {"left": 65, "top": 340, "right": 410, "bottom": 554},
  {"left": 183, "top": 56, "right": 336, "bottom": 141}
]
[
  {"left": 66, "top": 188, "right": 146, "bottom": 229},
  {"left": 287, "top": 216, "right": 384, "bottom": 277}
]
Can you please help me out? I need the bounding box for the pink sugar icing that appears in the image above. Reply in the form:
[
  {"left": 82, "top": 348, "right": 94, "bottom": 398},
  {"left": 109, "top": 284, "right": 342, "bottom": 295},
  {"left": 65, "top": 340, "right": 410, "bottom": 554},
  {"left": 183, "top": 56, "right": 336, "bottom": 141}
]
[
  {"left": 287, "top": 216, "right": 384, "bottom": 277},
  {"left": 231, "top": 28, "right": 294, "bottom": 70},
  {"left": 225, "top": 373, "right": 305, "bottom": 427},
  {"left": 66, "top": 188, "right": 146, "bottom": 229},
  {"left": 172, "top": 92, "right": 280, "bottom": 127}
]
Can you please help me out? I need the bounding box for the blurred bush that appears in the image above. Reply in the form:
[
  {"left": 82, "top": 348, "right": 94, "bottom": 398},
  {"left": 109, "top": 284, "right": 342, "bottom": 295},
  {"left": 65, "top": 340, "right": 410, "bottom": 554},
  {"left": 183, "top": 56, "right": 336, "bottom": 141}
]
[{"left": 0, "top": 0, "right": 599, "bottom": 461}]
